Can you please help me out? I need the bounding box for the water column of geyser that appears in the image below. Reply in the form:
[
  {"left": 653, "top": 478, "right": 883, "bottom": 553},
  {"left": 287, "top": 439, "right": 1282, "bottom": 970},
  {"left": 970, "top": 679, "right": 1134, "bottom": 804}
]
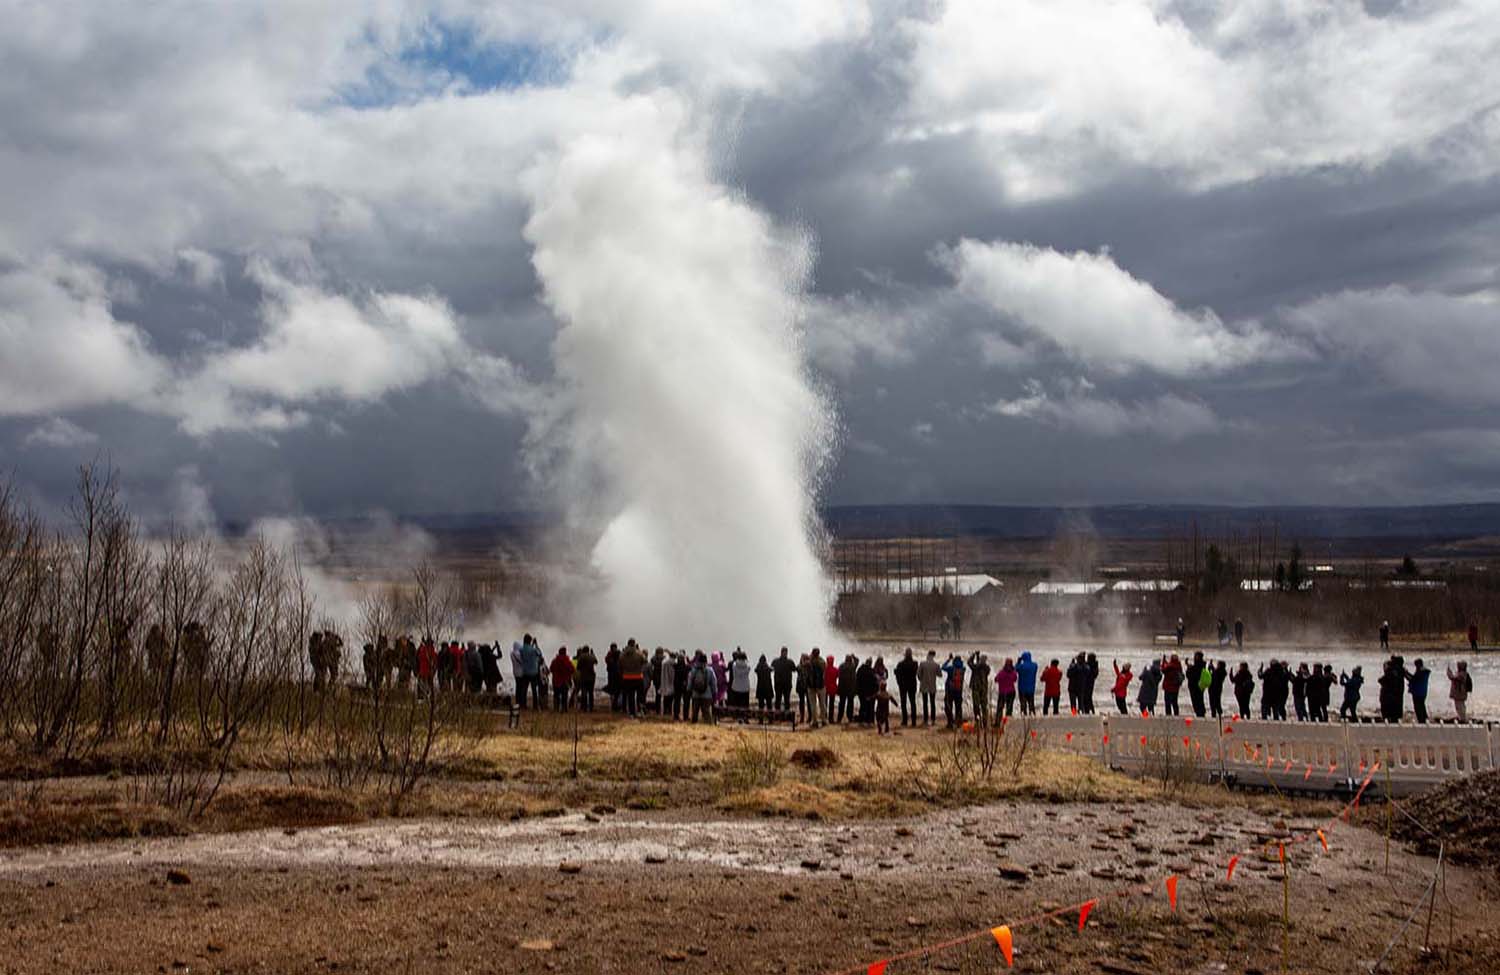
[{"left": 523, "top": 98, "right": 835, "bottom": 651}]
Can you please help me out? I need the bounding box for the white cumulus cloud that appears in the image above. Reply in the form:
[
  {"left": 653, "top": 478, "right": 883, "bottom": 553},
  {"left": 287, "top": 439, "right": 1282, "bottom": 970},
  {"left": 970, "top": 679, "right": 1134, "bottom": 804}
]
[
  {"left": 990, "top": 378, "right": 1220, "bottom": 440},
  {"left": 945, "top": 239, "right": 1289, "bottom": 376}
]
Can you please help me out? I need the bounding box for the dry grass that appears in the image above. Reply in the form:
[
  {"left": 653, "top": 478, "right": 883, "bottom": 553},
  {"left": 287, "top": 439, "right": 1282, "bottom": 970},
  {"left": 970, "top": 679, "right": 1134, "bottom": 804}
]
[{"left": 1, "top": 713, "right": 1337, "bottom": 846}]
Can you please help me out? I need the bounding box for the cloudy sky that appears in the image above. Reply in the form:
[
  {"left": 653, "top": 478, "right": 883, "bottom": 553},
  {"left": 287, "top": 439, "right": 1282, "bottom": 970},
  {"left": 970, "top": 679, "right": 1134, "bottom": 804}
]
[{"left": 2, "top": 0, "right": 1499, "bottom": 522}]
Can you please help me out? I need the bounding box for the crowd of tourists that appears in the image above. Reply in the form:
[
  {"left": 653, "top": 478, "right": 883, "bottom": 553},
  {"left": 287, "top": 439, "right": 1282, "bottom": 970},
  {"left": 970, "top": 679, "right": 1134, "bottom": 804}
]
[
  {"left": 1105, "top": 651, "right": 1475, "bottom": 724},
  {"left": 351, "top": 634, "right": 1480, "bottom": 727}
]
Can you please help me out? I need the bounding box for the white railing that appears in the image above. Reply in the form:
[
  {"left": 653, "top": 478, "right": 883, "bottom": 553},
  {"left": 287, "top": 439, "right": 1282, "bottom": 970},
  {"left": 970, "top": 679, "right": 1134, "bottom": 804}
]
[{"left": 1007, "top": 712, "right": 1494, "bottom": 794}]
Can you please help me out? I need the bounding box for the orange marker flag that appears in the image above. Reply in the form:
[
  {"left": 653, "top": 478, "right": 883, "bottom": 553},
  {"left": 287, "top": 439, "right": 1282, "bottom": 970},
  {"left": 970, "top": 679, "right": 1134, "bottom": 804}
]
[
  {"left": 867, "top": 962, "right": 888, "bottom": 975},
  {"left": 1230, "top": 714, "right": 1239, "bottom": 722},
  {"left": 1183, "top": 736, "right": 1191, "bottom": 748},
  {"left": 1140, "top": 735, "right": 1148, "bottom": 747},
  {"left": 1223, "top": 724, "right": 1233, "bottom": 734},
  {"left": 1031, "top": 729, "right": 1037, "bottom": 739},
  {"left": 1071, "top": 706, "right": 1078, "bottom": 716},
  {"left": 1102, "top": 733, "right": 1109, "bottom": 745},
  {"left": 1304, "top": 765, "right": 1313, "bottom": 781},
  {"left": 1078, "top": 900, "right": 1096, "bottom": 932},
  {"left": 1184, "top": 716, "right": 1193, "bottom": 726},
  {"left": 1279, "top": 842, "right": 1286, "bottom": 864},
  {"left": 1226, "top": 854, "right": 1240, "bottom": 880},
  {"left": 1065, "top": 732, "right": 1073, "bottom": 743},
  {"left": 1328, "top": 762, "right": 1338, "bottom": 774},
  {"left": 1317, "top": 829, "right": 1328, "bottom": 852},
  {"left": 1165, "top": 875, "right": 1179, "bottom": 912},
  {"left": 1284, "top": 760, "right": 1293, "bottom": 773},
  {"left": 992, "top": 925, "right": 1014, "bottom": 967}
]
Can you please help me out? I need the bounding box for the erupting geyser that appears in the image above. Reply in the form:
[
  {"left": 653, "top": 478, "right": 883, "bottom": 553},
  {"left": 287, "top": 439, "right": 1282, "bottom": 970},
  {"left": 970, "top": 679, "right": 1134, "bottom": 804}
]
[{"left": 523, "top": 97, "right": 835, "bottom": 650}]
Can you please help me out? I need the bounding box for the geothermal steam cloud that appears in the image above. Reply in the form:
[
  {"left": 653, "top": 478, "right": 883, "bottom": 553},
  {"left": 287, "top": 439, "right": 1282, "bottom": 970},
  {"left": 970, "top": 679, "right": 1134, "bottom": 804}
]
[{"left": 523, "top": 98, "right": 833, "bottom": 650}]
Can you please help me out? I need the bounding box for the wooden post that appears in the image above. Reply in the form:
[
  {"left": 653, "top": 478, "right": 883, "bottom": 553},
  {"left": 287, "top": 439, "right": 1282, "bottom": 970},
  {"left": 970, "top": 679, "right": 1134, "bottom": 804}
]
[
  {"left": 1385, "top": 758, "right": 1393, "bottom": 875},
  {"left": 1281, "top": 842, "right": 1290, "bottom": 975}
]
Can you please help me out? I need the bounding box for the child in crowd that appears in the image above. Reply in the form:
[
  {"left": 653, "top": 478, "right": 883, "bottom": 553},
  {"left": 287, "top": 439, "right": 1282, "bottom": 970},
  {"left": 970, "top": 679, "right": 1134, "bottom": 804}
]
[{"left": 875, "top": 680, "right": 894, "bottom": 735}]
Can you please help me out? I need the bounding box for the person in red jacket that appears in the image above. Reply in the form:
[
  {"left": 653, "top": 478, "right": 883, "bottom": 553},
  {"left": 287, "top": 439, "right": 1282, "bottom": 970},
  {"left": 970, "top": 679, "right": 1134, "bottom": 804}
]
[
  {"left": 417, "top": 638, "right": 436, "bottom": 694},
  {"left": 1111, "top": 660, "right": 1134, "bottom": 714},
  {"left": 1040, "top": 658, "right": 1064, "bottom": 714},
  {"left": 448, "top": 641, "right": 466, "bottom": 691},
  {"left": 550, "top": 647, "right": 576, "bottom": 711},
  {"left": 1468, "top": 622, "right": 1480, "bottom": 651},
  {"left": 824, "top": 655, "right": 841, "bottom": 723},
  {"left": 1160, "top": 653, "right": 1184, "bottom": 716}
]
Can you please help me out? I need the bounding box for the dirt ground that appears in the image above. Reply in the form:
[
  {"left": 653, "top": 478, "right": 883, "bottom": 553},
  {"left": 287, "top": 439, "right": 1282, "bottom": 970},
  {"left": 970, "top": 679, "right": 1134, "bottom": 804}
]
[{"left": 3, "top": 797, "right": 1494, "bottom": 975}]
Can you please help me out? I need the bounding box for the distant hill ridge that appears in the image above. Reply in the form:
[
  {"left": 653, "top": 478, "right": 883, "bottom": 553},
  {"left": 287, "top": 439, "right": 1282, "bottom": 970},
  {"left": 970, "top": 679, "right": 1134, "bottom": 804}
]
[
  {"left": 817, "top": 504, "right": 1500, "bottom": 540},
  {"left": 217, "top": 504, "right": 1500, "bottom": 544},
  {"left": 256, "top": 503, "right": 1500, "bottom": 543}
]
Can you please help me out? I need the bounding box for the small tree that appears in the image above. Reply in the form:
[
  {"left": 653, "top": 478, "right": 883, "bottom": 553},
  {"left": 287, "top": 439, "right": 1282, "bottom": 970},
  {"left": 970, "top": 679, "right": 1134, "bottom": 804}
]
[
  {"left": 1287, "top": 544, "right": 1305, "bottom": 593},
  {"left": 1200, "top": 544, "right": 1238, "bottom": 596}
]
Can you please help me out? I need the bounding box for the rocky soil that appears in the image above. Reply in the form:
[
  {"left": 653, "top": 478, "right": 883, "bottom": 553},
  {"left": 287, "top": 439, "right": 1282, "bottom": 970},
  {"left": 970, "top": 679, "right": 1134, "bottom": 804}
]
[{"left": 2, "top": 798, "right": 1496, "bottom": 974}]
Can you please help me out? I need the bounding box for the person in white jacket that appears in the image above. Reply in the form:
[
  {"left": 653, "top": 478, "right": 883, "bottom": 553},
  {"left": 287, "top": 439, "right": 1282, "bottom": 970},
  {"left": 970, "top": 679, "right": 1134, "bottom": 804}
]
[
  {"left": 659, "top": 650, "right": 677, "bottom": 716},
  {"left": 729, "top": 649, "right": 752, "bottom": 710}
]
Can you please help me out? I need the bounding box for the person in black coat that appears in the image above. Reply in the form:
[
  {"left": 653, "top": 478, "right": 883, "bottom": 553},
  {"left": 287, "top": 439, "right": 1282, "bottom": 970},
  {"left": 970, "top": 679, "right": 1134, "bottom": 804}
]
[
  {"left": 770, "top": 647, "right": 797, "bottom": 711},
  {"left": 1082, "top": 653, "right": 1100, "bottom": 714},
  {"left": 1208, "top": 660, "right": 1227, "bottom": 718},
  {"left": 1185, "top": 651, "right": 1207, "bottom": 718},
  {"left": 479, "top": 643, "right": 501, "bottom": 694},
  {"left": 855, "top": 658, "right": 879, "bottom": 725},
  {"left": 754, "top": 654, "right": 773, "bottom": 711},
  {"left": 893, "top": 648, "right": 919, "bottom": 727},
  {"left": 1065, "top": 654, "right": 1086, "bottom": 714}
]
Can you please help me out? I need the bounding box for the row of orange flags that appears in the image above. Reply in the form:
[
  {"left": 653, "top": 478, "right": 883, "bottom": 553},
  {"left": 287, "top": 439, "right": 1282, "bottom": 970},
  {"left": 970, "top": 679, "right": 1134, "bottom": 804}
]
[{"left": 850, "top": 763, "right": 1378, "bottom": 975}]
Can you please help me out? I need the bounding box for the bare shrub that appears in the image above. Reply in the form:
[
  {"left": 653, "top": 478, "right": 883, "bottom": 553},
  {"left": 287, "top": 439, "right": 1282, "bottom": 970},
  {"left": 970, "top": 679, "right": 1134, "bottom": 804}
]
[
  {"left": 901, "top": 718, "right": 1038, "bottom": 805},
  {"left": 21, "top": 465, "right": 147, "bottom": 759},
  {"left": 1140, "top": 732, "right": 1205, "bottom": 796},
  {"left": 195, "top": 539, "right": 304, "bottom": 750},
  {"left": 720, "top": 732, "right": 787, "bottom": 794},
  {"left": 145, "top": 530, "right": 217, "bottom": 745},
  {"left": 0, "top": 484, "right": 45, "bottom": 741}
]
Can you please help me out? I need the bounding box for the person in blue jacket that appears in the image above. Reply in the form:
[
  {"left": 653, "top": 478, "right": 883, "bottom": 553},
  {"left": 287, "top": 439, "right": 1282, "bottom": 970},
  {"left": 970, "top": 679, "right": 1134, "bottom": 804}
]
[
  {"left": 941, "top": 654, "right": 966, "bottom": 728},
  {"left": 1339, "top": 667, "right": 1364, "bottom": 721},
  {"left": 519, "top": 635, "right": 546, "bottom": 710},
  {"left": 1405, "top": 658, "right": 1431, "bottom": 724},
  {"left": 1015, "top": 651, "right": 1039, "bottom": 715}
]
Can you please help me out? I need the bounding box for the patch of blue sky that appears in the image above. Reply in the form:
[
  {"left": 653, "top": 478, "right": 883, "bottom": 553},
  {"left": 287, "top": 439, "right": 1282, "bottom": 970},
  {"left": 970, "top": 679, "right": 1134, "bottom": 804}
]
[{"left": 336, "top": 20, "right": 570, "bottom": 109}]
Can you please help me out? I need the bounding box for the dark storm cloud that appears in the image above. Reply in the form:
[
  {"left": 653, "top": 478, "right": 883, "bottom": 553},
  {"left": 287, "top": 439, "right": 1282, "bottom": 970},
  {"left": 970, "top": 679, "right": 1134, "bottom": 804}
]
[{"left": 2, "top": 1, "right": 1499, "bottom": 519}]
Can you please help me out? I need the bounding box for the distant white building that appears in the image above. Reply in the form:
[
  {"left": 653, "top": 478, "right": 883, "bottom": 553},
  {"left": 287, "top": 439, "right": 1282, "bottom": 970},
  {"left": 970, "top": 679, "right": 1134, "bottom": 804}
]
[
  {"left": 1029, "top": 581, "right": 1105, "bottom": 597},
  {"left": 1242, "top": 578, "right": 1314, "bottom": 592},
  {"left": 840, "top": 571, "right": 1002, "bottom": 596},
  {"left": 1110, "top": 579, "right": 1185, "bottom": 593}
]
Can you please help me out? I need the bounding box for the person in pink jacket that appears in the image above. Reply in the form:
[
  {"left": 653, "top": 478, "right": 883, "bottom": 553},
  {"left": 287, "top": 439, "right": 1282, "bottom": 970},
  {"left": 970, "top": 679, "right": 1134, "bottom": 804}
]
[
  {"left": 994, "top": 658, "right": 1018, "bottom": 720},
  {"left": 711, "top": 651, "right": 729, "bottom": 705}
]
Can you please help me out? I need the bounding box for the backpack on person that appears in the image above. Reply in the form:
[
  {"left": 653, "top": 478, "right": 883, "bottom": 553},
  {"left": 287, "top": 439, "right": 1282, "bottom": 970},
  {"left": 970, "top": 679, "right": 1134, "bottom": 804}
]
[
  {"left": 1198, "top": 668, "right": 1212, "bottom": 691},
  {"left": 1465, "top": 673, "right": 1474, "bottom": 693},
  {"left": 691, "top": 667, "right": 709, "bottom": 695}
]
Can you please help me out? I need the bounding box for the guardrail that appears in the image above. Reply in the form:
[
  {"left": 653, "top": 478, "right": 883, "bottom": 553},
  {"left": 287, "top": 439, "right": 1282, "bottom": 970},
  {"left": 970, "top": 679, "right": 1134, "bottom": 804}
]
[{"left": 1023, "top": 712, "right": 1494, "bottom": 795}]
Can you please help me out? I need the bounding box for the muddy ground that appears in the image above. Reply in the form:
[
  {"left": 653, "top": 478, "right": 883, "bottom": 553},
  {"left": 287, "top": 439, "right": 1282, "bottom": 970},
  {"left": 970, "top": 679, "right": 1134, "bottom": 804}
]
[{"left": 3, "top": 799, "right": 1494, "bottom": 975}]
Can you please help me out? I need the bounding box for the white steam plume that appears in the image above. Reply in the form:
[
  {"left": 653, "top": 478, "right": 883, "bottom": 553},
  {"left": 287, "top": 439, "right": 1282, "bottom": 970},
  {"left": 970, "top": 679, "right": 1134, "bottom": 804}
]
[{"left": 522, "top": 96, "right": 835, "bottom": 651}]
